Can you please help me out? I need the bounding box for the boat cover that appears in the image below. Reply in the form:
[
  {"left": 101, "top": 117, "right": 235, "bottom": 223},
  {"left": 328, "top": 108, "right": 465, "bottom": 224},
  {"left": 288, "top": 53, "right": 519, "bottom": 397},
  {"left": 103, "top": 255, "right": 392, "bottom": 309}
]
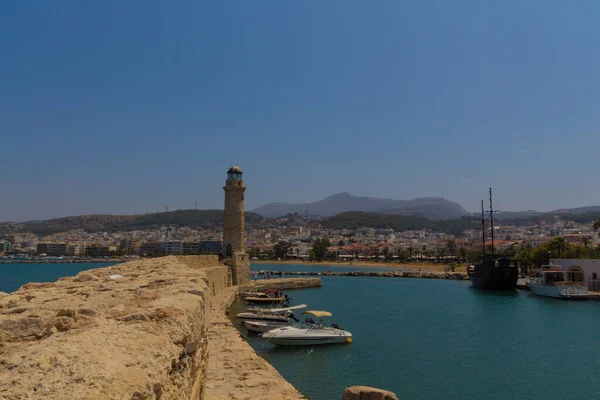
[{"left": 302, "top": 310, "right": 332, "bottom": 317}]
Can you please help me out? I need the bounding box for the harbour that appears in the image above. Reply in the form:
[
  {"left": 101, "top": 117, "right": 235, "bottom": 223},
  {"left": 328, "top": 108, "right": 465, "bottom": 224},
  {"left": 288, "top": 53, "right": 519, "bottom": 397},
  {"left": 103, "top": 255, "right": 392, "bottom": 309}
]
[
  {"left": 230, "top": 263, "right": 600, "bottom": 400},
  {"left": 3, "top": 261, "right": 600, "bottom": 399}
]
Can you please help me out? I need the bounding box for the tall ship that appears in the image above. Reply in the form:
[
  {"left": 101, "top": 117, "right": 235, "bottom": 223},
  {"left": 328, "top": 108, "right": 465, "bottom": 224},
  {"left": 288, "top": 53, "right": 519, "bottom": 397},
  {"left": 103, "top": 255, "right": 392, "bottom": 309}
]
[{"left": 467, "top": 189, "right": 518, "bottom": 290}]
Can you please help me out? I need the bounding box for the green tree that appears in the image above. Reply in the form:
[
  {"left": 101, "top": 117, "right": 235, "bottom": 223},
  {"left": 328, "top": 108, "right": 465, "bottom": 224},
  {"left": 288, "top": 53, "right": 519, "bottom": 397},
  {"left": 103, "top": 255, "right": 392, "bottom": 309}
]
[
  {"left": 264, "top": 249, "right": 274, "bottom": 260},
  {"left": 594, "top": 219, "right": 600, "bottom": 237},
  {"left": 311, "top": 238, "right": 331, "bottom": 261},
  {"left": 436, "top": 247, "right": 446, "bottom": 260},
  {"left": 548, "top": 236, "right": 569, "bottom": 258},
  {"left": 582, "top": 236, "right": 591, "bottom": 248},
  {"left": 530, "top": 243, "right": 550, "bottom": 267},
  {"left": 458, "top": 247, "right": 467, "bottom": 261},
  {"left": 248, "top": 247, "right": 260, "bottom": 259},
  {"left": 563, "top": 244, "right": 591, "bottom": 259},
  {"left": 445, "top": 239, "right": 457, "bottom": 258},
  {"left": 273, "top": 241, "right": 292, "bottom": 260},
  {"left": 407, "top": 245, "right": 414, "bottom": 260},
  {"left": 396, "top": 247, "right": 408, "bottom": 262},
  {"left": 516, "top": 245, "right": 531, "bottom": 273}
]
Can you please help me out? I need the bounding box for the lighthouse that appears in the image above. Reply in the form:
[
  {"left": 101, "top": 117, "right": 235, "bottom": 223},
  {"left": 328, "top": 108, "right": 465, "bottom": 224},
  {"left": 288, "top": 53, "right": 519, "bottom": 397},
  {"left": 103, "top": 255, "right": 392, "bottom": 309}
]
[{"left": 223, "top": 166, "right": 249, "bottom": 284}]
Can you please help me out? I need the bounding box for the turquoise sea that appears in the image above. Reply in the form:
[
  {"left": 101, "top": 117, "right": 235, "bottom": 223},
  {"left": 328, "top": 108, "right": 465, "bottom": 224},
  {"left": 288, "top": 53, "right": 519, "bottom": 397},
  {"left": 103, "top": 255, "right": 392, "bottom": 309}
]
[
  {"left": 0, "top": 262, "right": 115, "bottom": 293},
  {"left": 242, "top": 263, "right": 600, "bottom": 400}
]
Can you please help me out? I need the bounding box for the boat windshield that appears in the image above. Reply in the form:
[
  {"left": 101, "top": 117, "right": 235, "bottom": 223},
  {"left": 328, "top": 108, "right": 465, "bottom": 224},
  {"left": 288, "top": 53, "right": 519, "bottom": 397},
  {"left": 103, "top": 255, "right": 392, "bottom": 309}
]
[{"left": 543, "top": 271, "right": 565, "bottom": 283}]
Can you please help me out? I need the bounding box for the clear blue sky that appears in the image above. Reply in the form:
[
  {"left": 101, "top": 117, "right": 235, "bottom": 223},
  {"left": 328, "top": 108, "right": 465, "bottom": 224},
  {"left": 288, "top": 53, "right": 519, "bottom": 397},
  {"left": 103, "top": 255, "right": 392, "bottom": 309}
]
[{"left": 2, "top": 0, "right": 599, "bottom": 221}]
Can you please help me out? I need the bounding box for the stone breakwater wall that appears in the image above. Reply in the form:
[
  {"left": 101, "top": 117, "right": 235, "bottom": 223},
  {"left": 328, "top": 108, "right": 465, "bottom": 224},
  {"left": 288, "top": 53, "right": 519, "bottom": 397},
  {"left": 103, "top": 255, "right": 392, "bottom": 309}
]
[
  {"left": 265, "top": 270, "right": 468, "bottom": 280},
  {"left": 0, "top": 255, "right": 230, "bottom": 400},
  {"left": 175, "top": 255, "right": 221, "bottom": 270}
]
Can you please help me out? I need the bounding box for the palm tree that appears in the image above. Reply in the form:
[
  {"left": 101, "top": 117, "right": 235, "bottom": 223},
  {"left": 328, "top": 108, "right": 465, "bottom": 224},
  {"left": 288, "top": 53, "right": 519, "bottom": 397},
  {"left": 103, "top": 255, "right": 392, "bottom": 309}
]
[
  {"left": 445, "top": 239, "right": 457, "bottom": 258},
  {"left": 594, "top": 218, "right": 600, "bottom": 236},
  {"left": 582, "top": 236, "right": 591, "bottom": 248},
  {"left": 547, "top": 236, "right": 568, "bottom": 258}
]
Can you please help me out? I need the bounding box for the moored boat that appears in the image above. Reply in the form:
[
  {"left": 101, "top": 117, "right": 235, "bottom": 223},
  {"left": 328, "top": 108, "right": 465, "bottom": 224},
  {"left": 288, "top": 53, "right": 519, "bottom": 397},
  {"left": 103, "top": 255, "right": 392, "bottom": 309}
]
[
  {"left": 468, "top": 189, "right": 518, "bottom": 291},
  {"left": 245, "top": 289, "right": 291, "bottom": 305},
  {"left": 529, "top": 265, "right": 588, "bottom": 299},
  {"left": 243, "top": 320, "right": 292, "bottom": 333},
  {"left": 468, "top": 257, "right": 519, "bottom": 290},
  {"left": 236, "top": 304, "right": 306, "bottom": 322},
  {"left": 262, "top": 310, "right": 352, "bottom": 346}
]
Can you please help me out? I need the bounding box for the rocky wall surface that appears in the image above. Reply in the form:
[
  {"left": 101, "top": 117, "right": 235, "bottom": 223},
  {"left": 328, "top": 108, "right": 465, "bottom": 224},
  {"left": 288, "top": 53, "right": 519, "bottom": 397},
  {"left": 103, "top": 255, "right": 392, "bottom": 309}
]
[
  {"left": 176, "top": 255, "right": 221, "bottom": 270},
  {"left": 0, "top": 256, "right": 226, "bottom": 400},
  {"left": 201, "top": 266, "right": 229, "bottom": 297}
]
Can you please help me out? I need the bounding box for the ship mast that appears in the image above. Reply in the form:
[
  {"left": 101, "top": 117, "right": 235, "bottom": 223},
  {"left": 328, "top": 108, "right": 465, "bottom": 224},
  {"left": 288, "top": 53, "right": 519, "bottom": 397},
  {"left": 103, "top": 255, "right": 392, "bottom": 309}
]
[
  {"left": 489, "top": 188, "right": 495, "bottom": 258},
  {"left": 481, "top": 200, "right": 486, "bottom": 256}
]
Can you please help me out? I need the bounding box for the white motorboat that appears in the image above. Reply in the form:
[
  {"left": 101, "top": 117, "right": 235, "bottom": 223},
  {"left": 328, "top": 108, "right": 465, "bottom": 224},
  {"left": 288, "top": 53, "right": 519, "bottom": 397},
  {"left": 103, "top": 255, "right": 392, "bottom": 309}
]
[
  {"left": 262, "top": 310, "right": 352, "bottom": 346},
  {"left": 243, "top": 320, "right": 292, "bottom": 333},
  {"left": 529, "top": 265, "right": 588, "bottom": 299},
  {"left": 236, "top": 304, "right": 306, "bottom": 322}
]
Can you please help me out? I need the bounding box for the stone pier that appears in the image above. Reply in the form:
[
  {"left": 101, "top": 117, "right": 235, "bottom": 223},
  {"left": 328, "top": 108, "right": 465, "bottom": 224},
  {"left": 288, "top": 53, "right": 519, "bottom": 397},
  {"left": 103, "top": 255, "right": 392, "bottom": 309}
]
[{"left": 0, "top": 256, "right": 319, "bottom": 399}]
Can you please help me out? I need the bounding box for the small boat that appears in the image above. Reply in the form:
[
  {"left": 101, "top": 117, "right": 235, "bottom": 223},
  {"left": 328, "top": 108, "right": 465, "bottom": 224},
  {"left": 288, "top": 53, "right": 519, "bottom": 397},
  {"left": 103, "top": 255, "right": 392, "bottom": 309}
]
[
  {"left": 245, "top": 291, "right": 290, "bottom": 305},
  {"left": 239, "top": 290, "right": 264, "bottom": 299},
  {"left": 243, "top": 320, "right": 292, "bottom": 333},
  {"left": 236, "top": 304, "right": 306, "bottom": 322},
  {"left": 262, "top": 310, "right": 352, "bottom": 346},
  {"left": 529, "top": 265, "right": 589, "bottom": 299}
]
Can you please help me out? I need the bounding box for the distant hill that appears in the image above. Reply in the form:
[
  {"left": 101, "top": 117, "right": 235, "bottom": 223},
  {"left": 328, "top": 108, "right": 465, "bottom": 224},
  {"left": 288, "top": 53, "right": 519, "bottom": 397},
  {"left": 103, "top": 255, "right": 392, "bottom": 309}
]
[
  {"left": 550, "top": 206, "right": 600, "bottom": 215},
  {"left": 251, "top": 193, "right": 471, "bottom": 220},
  {"left": 321, "top": 211, "right": 479, "bottom": 236},
  {"left": 1, "top": 210, "right": 266, "bottom": 235},
  {"left": 491, "top": 206, "right": 600, "bottom": 221}
]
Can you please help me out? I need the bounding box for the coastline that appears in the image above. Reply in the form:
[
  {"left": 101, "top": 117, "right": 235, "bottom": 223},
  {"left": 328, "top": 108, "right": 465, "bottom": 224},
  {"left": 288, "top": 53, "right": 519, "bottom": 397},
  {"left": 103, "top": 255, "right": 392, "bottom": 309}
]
[{"left": 254, "top": 259, "right": 468, "bottom": 272}]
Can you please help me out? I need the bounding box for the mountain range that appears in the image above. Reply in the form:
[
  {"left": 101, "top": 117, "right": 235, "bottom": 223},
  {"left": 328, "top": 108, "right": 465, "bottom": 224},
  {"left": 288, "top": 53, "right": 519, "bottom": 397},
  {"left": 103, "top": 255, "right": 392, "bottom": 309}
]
[
  {"left": 1, "top": 193, "right": 599, "bottom": 235},
  {"left": 251, "top": 193, "right": 471, "bottom": 220}
]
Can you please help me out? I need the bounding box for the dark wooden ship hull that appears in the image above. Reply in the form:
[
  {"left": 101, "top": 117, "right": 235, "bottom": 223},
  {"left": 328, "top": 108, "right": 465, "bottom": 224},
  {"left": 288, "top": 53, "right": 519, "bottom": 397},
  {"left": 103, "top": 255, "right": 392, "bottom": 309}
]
[{"left": 468, "top": 264, "right": 518, "bottom": 290}]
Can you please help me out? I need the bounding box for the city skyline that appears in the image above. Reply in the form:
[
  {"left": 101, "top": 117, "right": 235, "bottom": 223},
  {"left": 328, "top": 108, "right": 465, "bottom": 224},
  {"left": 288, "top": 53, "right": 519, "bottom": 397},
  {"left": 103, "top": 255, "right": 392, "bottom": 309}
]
[{"left": 2, "top": 1, "right": 600, "bottom": 221}]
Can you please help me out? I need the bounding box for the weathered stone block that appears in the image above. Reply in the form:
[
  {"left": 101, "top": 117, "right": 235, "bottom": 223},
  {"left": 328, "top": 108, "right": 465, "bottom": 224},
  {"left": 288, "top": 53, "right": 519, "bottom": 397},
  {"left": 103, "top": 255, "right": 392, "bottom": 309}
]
[{"left": 341, "top": 386, "right": 399, "bottom": 400}]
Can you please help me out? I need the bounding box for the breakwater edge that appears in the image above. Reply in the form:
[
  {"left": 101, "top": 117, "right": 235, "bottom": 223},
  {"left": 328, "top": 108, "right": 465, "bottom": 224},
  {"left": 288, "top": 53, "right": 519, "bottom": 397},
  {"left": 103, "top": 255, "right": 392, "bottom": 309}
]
[{"left": 0, "top": 256, "right": 338, "bottom": 399}]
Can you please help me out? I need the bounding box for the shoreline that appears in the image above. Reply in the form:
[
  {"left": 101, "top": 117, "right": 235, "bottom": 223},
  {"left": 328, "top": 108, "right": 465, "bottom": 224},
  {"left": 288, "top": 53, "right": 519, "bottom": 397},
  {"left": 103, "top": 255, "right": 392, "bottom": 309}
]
[{"left": 253, "top": 259, "right": 468, "bottom": 272}]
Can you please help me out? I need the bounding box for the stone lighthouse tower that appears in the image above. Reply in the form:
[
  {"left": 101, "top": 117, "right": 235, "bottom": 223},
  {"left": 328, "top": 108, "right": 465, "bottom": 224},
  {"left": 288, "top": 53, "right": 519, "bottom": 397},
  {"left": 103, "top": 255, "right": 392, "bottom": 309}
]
[{"left": 223, "top": 166, "right": 249, "bottom": 284}]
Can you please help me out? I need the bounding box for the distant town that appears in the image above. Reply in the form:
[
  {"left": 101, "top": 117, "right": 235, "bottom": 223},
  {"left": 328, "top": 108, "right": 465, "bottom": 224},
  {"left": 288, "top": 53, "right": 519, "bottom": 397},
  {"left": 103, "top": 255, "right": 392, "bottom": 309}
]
[{"left": 1, "top": 212, "right": 599, "bottom": 268}]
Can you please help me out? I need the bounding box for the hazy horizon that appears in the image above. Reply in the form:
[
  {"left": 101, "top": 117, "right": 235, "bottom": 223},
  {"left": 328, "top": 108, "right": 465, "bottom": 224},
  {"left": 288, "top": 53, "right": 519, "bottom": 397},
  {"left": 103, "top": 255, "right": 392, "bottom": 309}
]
[{"left": 2, "top": 1, "right": 600, "bottom": 221}]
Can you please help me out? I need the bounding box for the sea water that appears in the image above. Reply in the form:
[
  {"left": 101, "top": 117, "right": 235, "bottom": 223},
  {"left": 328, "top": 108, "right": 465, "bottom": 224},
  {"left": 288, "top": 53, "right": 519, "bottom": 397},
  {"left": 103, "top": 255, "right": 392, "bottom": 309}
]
[
  {"left": 0, "top": 262, "right": 116, "bottom": 293},
  {"left": 242, "top": 263, "right": 600, "bottom": 400}
]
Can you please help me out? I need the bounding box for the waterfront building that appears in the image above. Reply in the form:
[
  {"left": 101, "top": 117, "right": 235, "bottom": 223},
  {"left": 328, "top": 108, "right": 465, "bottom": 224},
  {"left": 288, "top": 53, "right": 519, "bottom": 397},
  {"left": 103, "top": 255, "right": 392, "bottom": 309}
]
[
  {"left": 162, "top": 241, "right": 183, "bottom": 255},
  {"left": 66, "top": 244, "right": 85, "bottom": 257},
  {"left": 182, "top": 241, "right": 223, "bottom": 254},
  {"left": 551, "top": 258, "right": 600, "bottom": 287},
  {"left": 140, "top": 241, "right": 163, "bottom": 255},
  {"left": 36, "top": 242, "right": 67, "bottom": 256},
  {"left": 84, "top": 244, "right": 112, "bottom": 257},
  {"left": 0, "top": 241, "right": 12, "bottom": 254}
]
